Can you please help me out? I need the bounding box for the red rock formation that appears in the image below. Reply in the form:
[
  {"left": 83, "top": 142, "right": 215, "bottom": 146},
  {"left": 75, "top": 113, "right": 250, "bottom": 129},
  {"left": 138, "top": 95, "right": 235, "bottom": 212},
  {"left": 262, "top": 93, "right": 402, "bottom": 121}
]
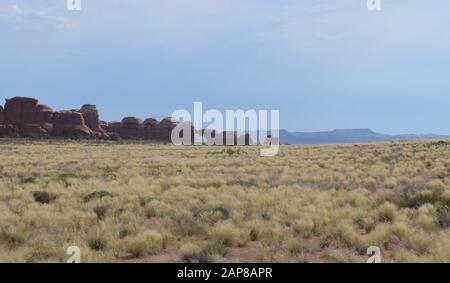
[
  {"left": 104, "top": 121, "right": 120, "bottom": 131},
  {"left": 213, "top": 131, "right": 254, "bottom": 146},
  {"left": 99, "top": 120, "right": 108, "bottom": 129},
  {"left": 41, "top": 123, "right": 53, "bottom": 133},
  {"left": 142, "top": 118, "right": 160, "bottom": 140},
  {"left": 157, "top": 117, "right": 179, "bottom": 141},
  {"left": 79, "top": 104, "right": 108, "bottom": 138},
  {"left": 122, "top": 117, "right": 142, "bottom": 127},
  {"left": 0, "top": 106, "right": 4, "bottom": 124},
  {"left": 3, "top": 97, "right": 46, "bottom": 137},
  {"left": 35, "top": 104, "right": 53, "bottom": 125},
  {"left": 108, "top": 117, "right": 142, "bottom": 138},
  {"left": 0, "top": 96, "right": 254, "bottom": 145},
  {"left": 79, "top": 104, "right": 98, "bottom": 129},
  {"left": 21, "top": 124, "right": 47, "bottom": 137},
  {"left": 102, "top": 116, "right": 185, "bottom": 142},
  {"left": 4, "top": 98, "right": 20, "bottom": 124},
  {"left": 36, "top": 104, "right": 52, "bottom": 111},
  {"left": 0, "top": 124, "right": 15, "bottom": 137},
  {"left": 52, "top": 110, "right": 94, "bottom": 137},
  {"left": 143, "top": 118, "right": 158, "bottom": 128},
  {"left": 0, "top": 105, "right": 6, "bottom": 137},
  {"left": 4, "top": 97, "right": 38, "bottom": 125},
  {"left": 0, "top": 124, "right": 6, "bottom": 137}
]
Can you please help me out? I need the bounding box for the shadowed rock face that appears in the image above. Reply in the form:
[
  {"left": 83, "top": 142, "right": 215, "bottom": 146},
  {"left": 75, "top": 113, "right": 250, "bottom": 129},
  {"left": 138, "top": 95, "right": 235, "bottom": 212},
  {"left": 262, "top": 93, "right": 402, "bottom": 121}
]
[
  {"left": 103, "top": 117, "right": 180, "bottom": 141},
  {"left": 0, "top": 124, "right": 14, "bottom": 137},
  {"left": 0, "top": 106, "right": 4, "bottom": 124},
  {"left": 21, "top": 124, "right": 47, "bottom": 137},
  {"left": 103, "top": 117, "right": 143, "bottom": 139},
  {"left": 4, "top": 96, "right": 38, "bottom": 125},
  {"left": 142, "top": 118, "right": 159, "bottom": 139},
  {"left": 79, "top": 105, "right": 99, "bottom": 128},
  {"left": 0, "top": 125, "right": 6, "bottom": 137},
  {"left": 3, "top": 97, "right": 45, "bottom": 137},
  {"left": 143, "top": 118, "right": 158, "bottom": 127},
  {"left": 157, "top": 117, "right": 179, "bottom": 141},
  {"left": 52, "top": 111, "right": 94, "bottom": 137}
]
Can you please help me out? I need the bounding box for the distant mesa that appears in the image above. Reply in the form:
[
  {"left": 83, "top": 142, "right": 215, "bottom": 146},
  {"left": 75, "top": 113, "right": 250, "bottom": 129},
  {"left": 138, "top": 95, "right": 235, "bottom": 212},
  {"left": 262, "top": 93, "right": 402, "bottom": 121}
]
[
  {"left": 0, "top": 96, "right": 252, "bottom": 145},
  {"left": 279, "top": 128, "right": 450, "bottom": 144}
]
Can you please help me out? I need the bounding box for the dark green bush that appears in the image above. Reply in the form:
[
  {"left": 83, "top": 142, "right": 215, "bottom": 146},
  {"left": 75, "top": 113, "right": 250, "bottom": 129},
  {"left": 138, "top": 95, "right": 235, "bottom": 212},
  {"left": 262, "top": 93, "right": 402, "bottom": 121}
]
[
  {"left": 32, "top": 191, "right": 56, "bottom": 204},
  {"left": 88, "top": 236, "right": 107, "bottom": 251},
  {"left": 145, "top": 207, "right": 158, "bottom": 218},
  {"left": 93, "top": 205, "right": 108, "bottom": 220},
  {"left": 118, "top": 228, "right": 130, "bottom": 239}
]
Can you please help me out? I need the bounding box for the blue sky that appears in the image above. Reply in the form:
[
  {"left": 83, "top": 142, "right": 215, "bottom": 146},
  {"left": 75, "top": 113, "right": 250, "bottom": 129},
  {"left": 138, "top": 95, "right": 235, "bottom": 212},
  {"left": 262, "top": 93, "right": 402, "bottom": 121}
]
[{"left": 1, "top": 0, "right": 450, "bottom": 134}]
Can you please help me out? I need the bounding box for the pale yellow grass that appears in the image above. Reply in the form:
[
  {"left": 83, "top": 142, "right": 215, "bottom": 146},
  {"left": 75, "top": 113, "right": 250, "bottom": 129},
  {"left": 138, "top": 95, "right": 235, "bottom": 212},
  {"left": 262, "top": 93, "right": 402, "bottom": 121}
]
[{"left": 1, "top": 139, "right": 450, "bottom": 262}]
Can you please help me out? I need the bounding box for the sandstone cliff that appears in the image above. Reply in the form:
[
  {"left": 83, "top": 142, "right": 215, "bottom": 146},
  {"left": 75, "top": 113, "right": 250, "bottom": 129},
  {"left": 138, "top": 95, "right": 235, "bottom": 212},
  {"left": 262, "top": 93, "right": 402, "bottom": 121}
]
[{"left": 0, "top": 96, "right": 253, "bottom": 145}]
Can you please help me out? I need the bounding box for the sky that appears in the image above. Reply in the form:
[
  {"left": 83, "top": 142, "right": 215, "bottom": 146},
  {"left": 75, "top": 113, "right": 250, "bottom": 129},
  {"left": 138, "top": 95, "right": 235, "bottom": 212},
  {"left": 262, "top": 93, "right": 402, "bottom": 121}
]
[{"left": 1, "top": 0, "right": 450, "bottom": 134}]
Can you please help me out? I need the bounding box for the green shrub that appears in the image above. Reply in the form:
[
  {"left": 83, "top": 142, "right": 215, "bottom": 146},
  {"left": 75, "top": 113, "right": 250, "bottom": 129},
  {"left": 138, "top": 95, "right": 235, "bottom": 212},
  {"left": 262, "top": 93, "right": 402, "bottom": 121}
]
[
  {"left": 118, "top": 228, "right": 130, "bottom": 239},
  {"left": 249, "top": 227, "right": 260, "bottom": 241},
  {"left": 32, "top": 191, "right": 56, "bottom": 204},
  {"left": 88, "top": 236, "right": 107, "bottom": 251},
  {"left": 145, "top": 207, "right": 158, "bottom": 218},
  {"left": 93, "top": 205, "right": 108, "bottom": 220}
]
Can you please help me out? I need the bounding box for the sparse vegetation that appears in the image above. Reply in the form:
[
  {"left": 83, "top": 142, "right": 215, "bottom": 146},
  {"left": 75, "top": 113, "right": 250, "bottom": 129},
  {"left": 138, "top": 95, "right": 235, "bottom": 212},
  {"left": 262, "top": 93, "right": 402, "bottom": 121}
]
[{"left": 1, "top": 139, "right": 450, "bottom": 262}]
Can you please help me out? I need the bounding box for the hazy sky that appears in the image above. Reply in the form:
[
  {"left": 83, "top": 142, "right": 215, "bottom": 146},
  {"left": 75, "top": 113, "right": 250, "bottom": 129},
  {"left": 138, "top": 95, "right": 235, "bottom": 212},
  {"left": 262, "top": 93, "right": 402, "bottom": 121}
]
[{"left": 1, "top": 0, "right": 450, "bottom": 134}]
